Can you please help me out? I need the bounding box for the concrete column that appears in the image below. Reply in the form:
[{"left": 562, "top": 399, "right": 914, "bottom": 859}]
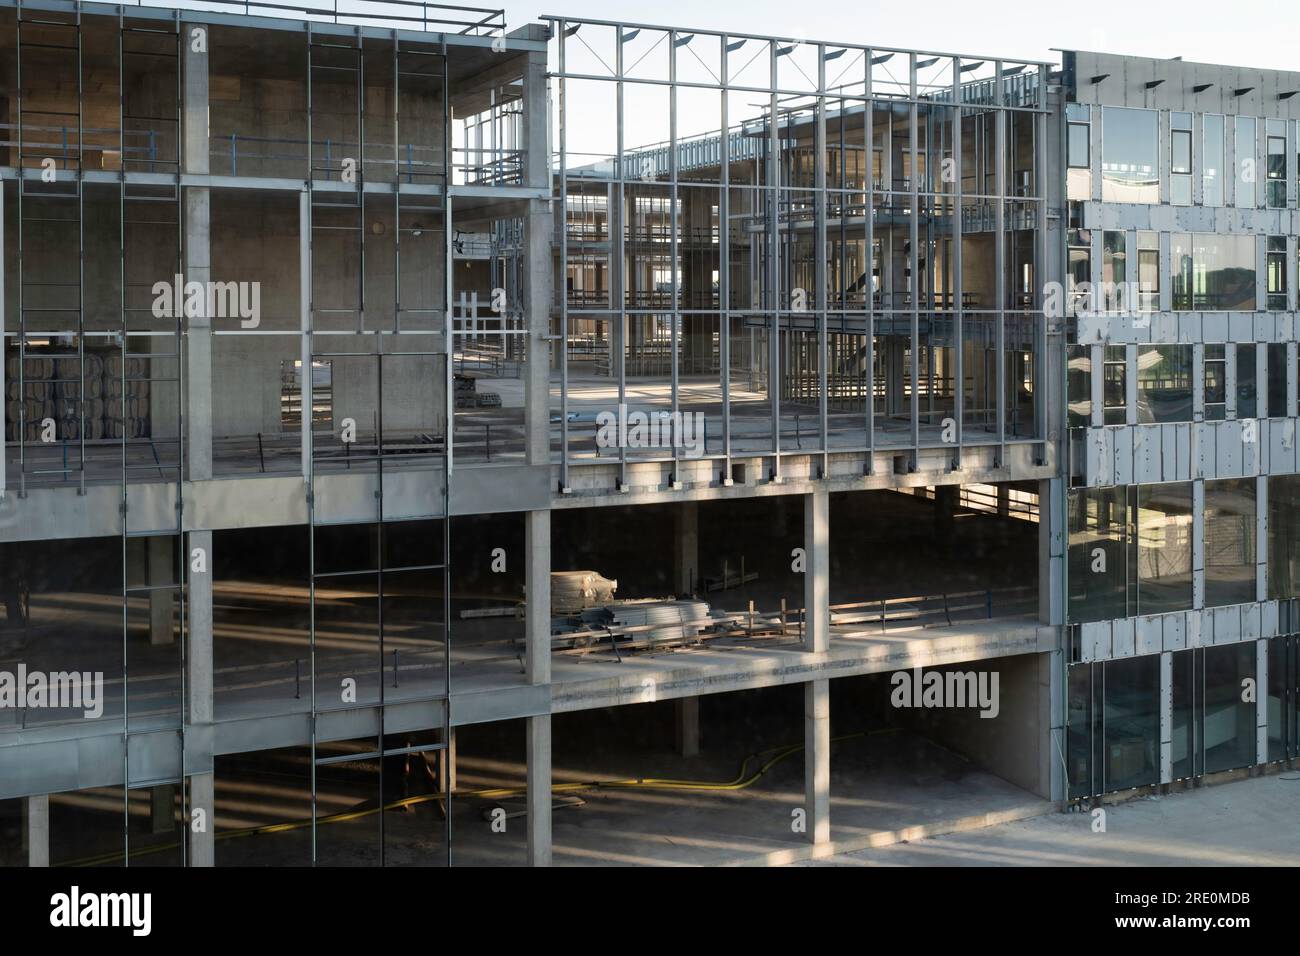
[
  {"left": 803, "top": 488, "right": 830, "bottom": 653},
  {"left": 675, "top": 696, "right": 700, "bottom": 757},
  {"left": 524, "top": 509, "right": 551, "bottom": 866},
  {"left": 1039, "top": 478, "right": 1065, "bottom": 627},
  {"left": 674, "top": 500, "right": 699, "bottom": 595},
  {"left": 147, "top": 535, "right": 174, "bottom": 645},
  {"left": 804, "top": 679, "right": 830, "bottom": 848},
  {"left": 188, "top": 772, "right": 215, "bottom": 867},
  {"left": 183, "top": 26, "right": 212, "bottom": 480},
  {"left": 188, "top": 529, "right": 215, "bottom": 866},
  {"left": 525, "top": 510, "right": 551, "bottom": 685},
  {"left": 526, "top": 715, "right": 551, "bottom": 866},
  {"left": 522, "top": 47, "right": 551, "bottom": 468},
  {"left": 189, "top": 530, "right": 213, "bottom": 726},
  {"left": 24, "top": 795, "right": 49, "bottom": 867}
]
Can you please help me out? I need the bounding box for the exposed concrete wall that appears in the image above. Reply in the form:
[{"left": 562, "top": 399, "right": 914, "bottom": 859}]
[{"left": 886, "top": 652, "right": 1053, "bottom": 798}]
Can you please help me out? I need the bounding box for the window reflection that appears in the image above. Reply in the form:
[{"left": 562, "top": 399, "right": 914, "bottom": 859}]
[
  {"left": 1234, "top": 116, "right": 1257, "bottom": 208},
  {"left": 1136, "top": 345, "right": 1192, "bottom": 423},
  {"left": 1101, "top": 107, "right": 1158, "bottom": 203},
  {"left": 1067, "top": 486, "right": 1130, "bottom": 623},
  {"left": 1203, "top": 114, "right": 1225, "bottom": 207},
  {"left": 1136, "top": 483, "right": 1193, "bottom": 615},
  {"left": 1203, "top": 478, "right": 1257, "bottom": 608},
  {"left": 1171, "top": 233, "right": 1256, "bottom": 312},
  {"left": 1171, "top": 112, "right": 1192, "bottom": 205}
]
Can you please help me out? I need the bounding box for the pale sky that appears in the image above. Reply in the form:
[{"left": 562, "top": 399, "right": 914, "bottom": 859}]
[{"left": 500, "top": 0, "right": 1300, "bottom": 74}]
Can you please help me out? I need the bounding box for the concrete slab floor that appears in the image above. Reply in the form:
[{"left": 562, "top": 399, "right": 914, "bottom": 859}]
[
  {"left": 443, "top": 727, "right": 1045, "bottom": 866},
  {"left": 800, "top": 771, "right": 1300, "bottom": 866}
]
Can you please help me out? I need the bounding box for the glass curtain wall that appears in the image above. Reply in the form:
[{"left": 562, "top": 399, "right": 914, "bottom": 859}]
[
  {"left": 1067, "top": 656, "right": 1160, "bottom": 799},
  {"left": 1067, "top": 482, "right": 1196, "bottom": 623}
]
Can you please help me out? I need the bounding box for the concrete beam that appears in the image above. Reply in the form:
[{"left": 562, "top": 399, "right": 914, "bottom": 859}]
[
  {"left": 804, "top": 488, "right": 830, "bottom": 653},
  {"left": 24, "top": 795, "right": 49, "bottom": 867},
  {"left": 526, "top": 714, "right": 551, "bottom": 866},
  {"left": 804, "top": 679, "right": 830, "bottom": 848}
]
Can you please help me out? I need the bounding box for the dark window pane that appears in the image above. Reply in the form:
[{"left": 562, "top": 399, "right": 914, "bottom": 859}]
[
  {"left": 1203, "top": 644, "right": 1257, "bottom": 774},
  {"left": 1068, "top": 122, "right": 1090, "bottom": 169},
  {"left": 1103, "top": 655, "right": 1160, "bottom": 792},
  {"left": 1237, "top": 344, "right": 1257, "bottom": 419}
]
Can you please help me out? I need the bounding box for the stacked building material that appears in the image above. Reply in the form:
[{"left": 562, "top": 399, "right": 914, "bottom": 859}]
[
  {"left": 551, "top": 570, "right": 618, "bottom": 613},
  {"left": 5, "top": 350, "right": 149, "bottom": 443},
  {"left": 103, "top": 352, "right": 151, "bottom": 439},
  {"left": 5, "top": 354, "right": 52, "bottom": 442}
]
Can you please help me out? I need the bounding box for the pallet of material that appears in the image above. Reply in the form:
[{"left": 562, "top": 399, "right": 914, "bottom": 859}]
[{"left": 550, "top": 570, "right": 618, "bottom": 614}]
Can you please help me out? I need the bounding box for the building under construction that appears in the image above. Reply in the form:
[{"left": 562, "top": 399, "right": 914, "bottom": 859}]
[{"left": 0, "top": 1, "right": 1295, "bottom": 867}]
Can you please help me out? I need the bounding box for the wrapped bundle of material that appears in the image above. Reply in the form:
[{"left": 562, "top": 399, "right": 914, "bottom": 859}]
[
  {"left": 571, "top": 599, "right": 714, "bottom": 648},
  {"left": 551, "top": 570, "right": 619, "bottom": 614},
  {"left": 605, "top": 599, "right": 712, "bottom": 644}
]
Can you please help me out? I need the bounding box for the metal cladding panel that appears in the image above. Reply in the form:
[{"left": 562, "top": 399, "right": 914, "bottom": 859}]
[
  {"left": 1082, "top": 621, "right": 1110, "bottom": 663},
  {"left": 1211, "top": 605, "right": 1241, "bottom": 645},
  {"left": 1112, "top": 617, "right": 1136, "bottom": 658},
  {"left": 1241, "top": 603, "right": 1261, "bottom": 641},
  {"left": 1113, "top": 427, "right": 1133, "bottom": 485},
  {"left": 1135, "top": 615, "right": 1162, "bottom": 656},
  {"left": 1162, "top": 611, "right": 1187, "bottom": 652},
  {"left": 1174, "top": 423, "right": 1192, "bottom": 481}
]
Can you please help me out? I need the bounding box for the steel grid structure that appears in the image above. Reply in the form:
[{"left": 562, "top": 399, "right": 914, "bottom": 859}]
[{"left": 546, "top": 16, "right": 1052, "bottom": 493}]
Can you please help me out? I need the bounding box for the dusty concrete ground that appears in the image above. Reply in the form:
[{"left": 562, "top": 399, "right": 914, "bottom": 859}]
[{"left": 800, "top": 770, "right": 1300, "bottom": 866}]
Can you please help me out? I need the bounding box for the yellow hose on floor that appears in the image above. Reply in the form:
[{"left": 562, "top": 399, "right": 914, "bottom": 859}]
[{"left": 66, "top": 728, "right": 898, "bottom": 866}]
